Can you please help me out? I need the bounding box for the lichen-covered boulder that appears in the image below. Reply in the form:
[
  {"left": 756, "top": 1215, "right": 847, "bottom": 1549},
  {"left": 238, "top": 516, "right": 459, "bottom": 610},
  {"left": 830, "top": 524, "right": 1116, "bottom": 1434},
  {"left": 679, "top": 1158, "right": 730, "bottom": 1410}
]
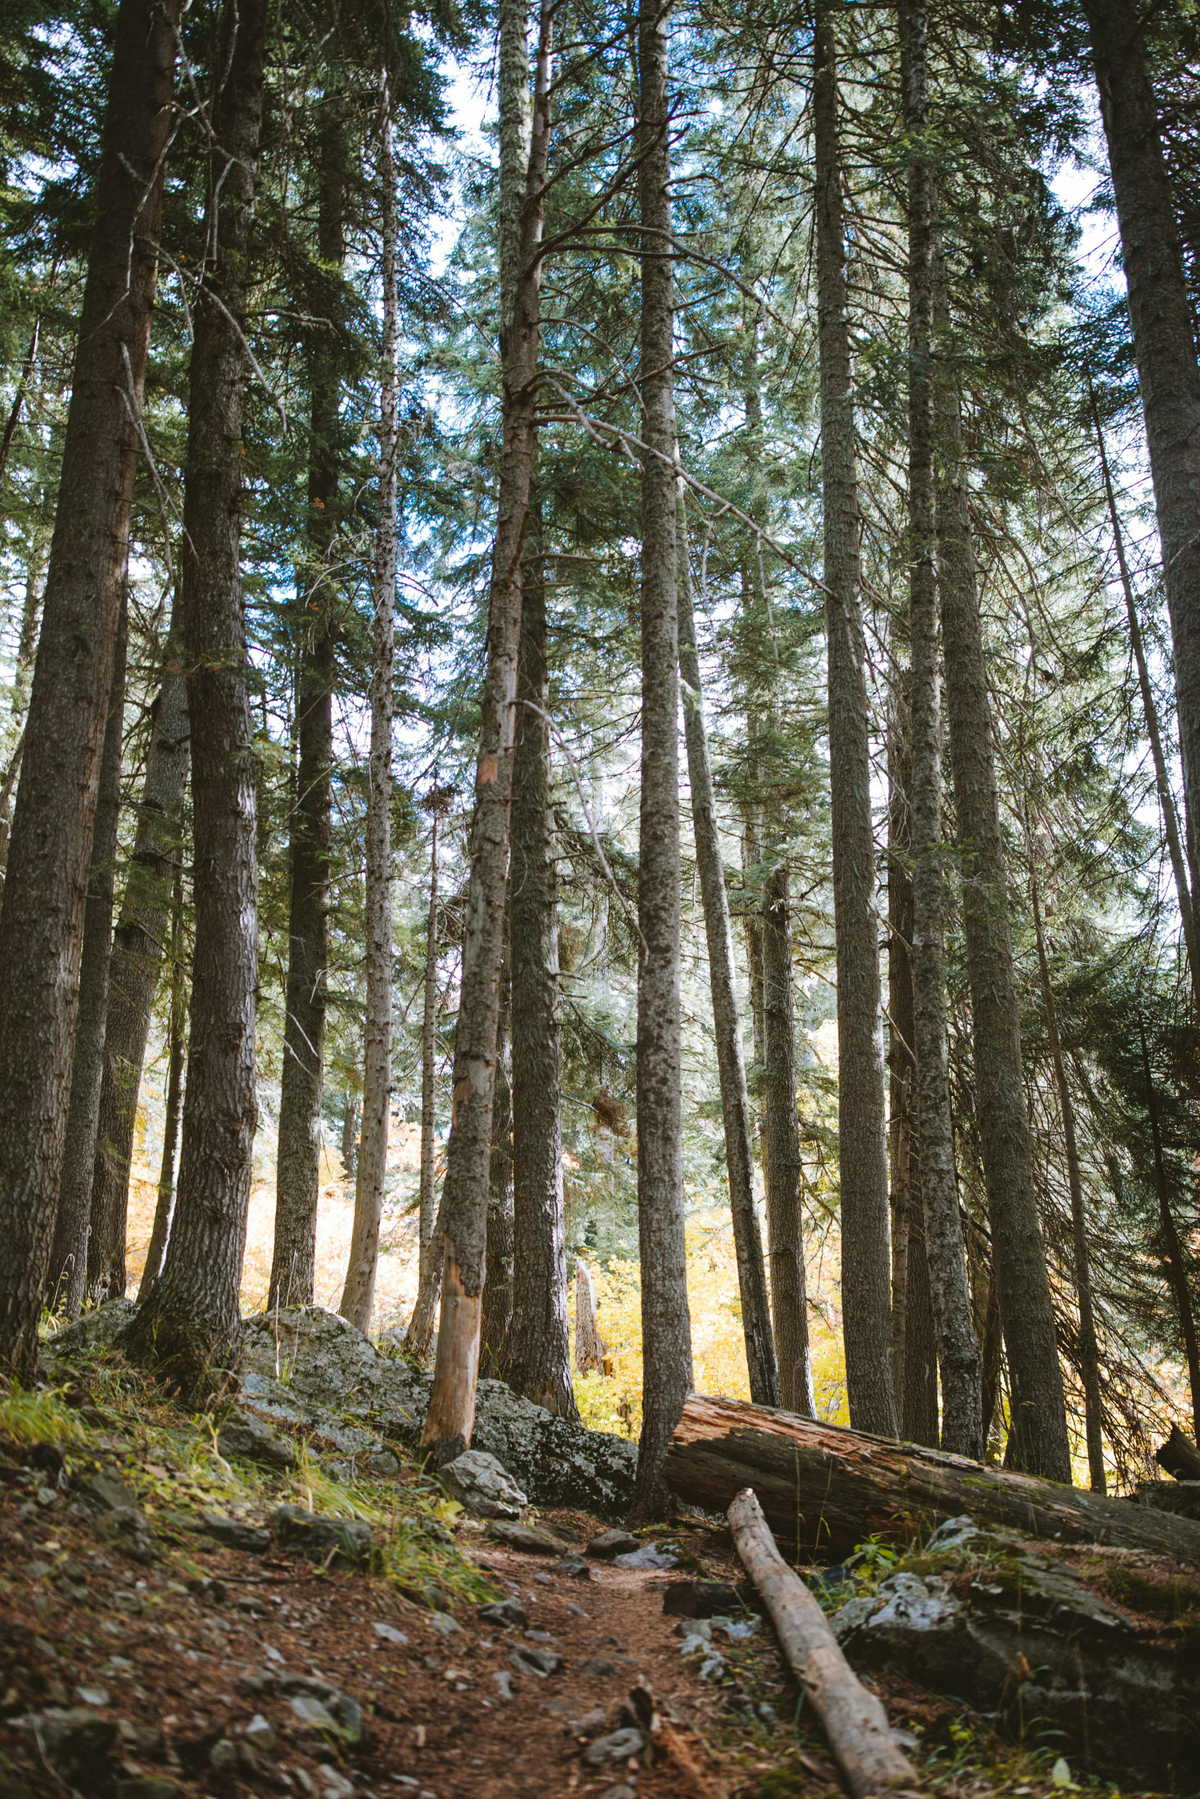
[
  {"left": 832, "top": 1515, "right": 1200, "bottom": 1787},
  {"left": 241, "top": 1307, "right": 380, "bottom": 1408},
  {"left": 44, "top": 1298, "right": 137, "bottom": 1359},
  {"left": 440, "top": 1449, "right": 527, "bottom": 1519}
]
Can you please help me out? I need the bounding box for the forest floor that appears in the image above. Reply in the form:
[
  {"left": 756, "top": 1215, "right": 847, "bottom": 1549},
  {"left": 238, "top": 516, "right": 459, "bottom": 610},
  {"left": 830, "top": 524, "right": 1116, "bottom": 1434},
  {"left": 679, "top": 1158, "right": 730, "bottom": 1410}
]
[{"left": 0, "top": 1363, "right": 1150, "bottom": 1799}]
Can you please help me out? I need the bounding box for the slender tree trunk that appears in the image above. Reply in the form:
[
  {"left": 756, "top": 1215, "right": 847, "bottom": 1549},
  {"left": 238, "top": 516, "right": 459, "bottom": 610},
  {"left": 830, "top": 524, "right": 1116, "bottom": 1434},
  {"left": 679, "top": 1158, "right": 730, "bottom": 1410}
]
[
  {"left": 934, "top": 265, "right": 1071, "bottom": 1483},
  {"left": 342, "top": 1089, "right": 357, "bottom": 1182},
  {"left": 140, "top": 866, "right": 186, "bottom": 1297},
  {"left": 760, "top": 857, "right": 814, "bottom": 1416},
  {"left": 0, "top": 0, "right": 180, "bottom": 1379},
  {"left": 417, "top": 806, "right": 441, "bottom": 1287},
  {"left": 1028, "top": 860, "right": 1105, "bottom": 1490},
  {"left": 422, "top": 1, "right": 553, "bottom": 1464},
  {"left": 813, "top": 0, "right": 897, "bottom": 1438},
  {"left": 1085, "top": 0, "right": 1200, "bottom": 887},
  {"left": 574, "top": 1260, "right": 605, "bottom": 1375},
  {"left": 506, "top": 499, "right": 577, "bottom": 1416},
  {"left": 0, "top": 317, "right": 39, "bottom": 494},
  {"left": 742, "top": 815, "right": 767, "bottom": 1121},
  {"left": 87, "top": 644, "right": 189, "bottom": 1301},
  {"left": 1140, "top": 1022, "right": 1200, "bottom": 1440},
  {"left": 0, "top": 529, "right": 48, "bottom": 886},
  {"left": 271, "top": 136, "right": 344, "bottom": 1312},
  {"left": 341, "top": 80, "right": 399, "bottom": 1337},
  {"left": 480, "top": 970, "right": 513, "bottom": 1378},
  {"left": 124, "top": 0, "right": 267, "bottom": 1400},
  {"left": 886, "top": 670, "right": 938, "bottom": 1446},
  {"left": 49, "top": 589, "right": 129, "bottom": 1317},
  {"left": 678, "top": 500, "right": 779, "bottom": 1408},
  {"left": 1091, "top": 390, "right": 1200, "bottom": 999},
  {"left": 899, "top": 0, "right": 982, "bottom": 1461},
  {"left": 629, "top": 0, "right": 694, "bottom": 1520}
]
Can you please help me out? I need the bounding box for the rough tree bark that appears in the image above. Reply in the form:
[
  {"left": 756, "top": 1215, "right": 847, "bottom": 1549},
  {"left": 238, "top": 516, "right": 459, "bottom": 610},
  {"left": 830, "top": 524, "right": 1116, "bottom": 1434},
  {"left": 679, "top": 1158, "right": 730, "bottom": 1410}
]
[
  {"left": 665, "top": 1392, "right": 1200, "bottom": 1563},
  {"left": 0, "top": 0, "right": 180, "bottom": 1379},
  {"left": 812, "top": 0, "right": 897, "bottom": 1438},
  {"left": 86, "top": 643, "right": 189, "bottom": 1302},
  {"left": 629, "top": 0, "right": 694, "bottom": 1520},
  {"left": 139, "top": 866, "right": 186, "bottom": 1297},
  {"left": 340, "top": 79, "right": 399, "bottom": 1336},
  {"left": 678, "top": 497, "right": 779, "bottom": 1409},
  {"left": 480, "top": 966, "right": 514, "bottom": 1377},
  {"left": 1085, "top": 0, "right": 1200, "bottom": 886},
  {"left": 899, "top": 0, "right": 982, "bottom": 1461},
  {"left": 1140, "top": 1022, "right": 1200, "bottom": 1440},
  {"left": 421, "top": 1, "right": 553, "bottom": 1463},
  {"left": 271, "top": 129, "right": 344, "bottom": 1311},
  {"left": 505, "top": 500, "right": 578, "bottom": 1417},
  {"left": 417, "top": 800, "right": 443, "bottom": 1288},
  {"left": 574, "top": 1260, "right": 606, "bottom": 1374},
  {"left": 934, "top": 259, "right": 1071, "bottom": 1482},
  {"left": 123, "top": 0, "right": 268, "bottom": 1399},
  {"left": 49, "top": 589, "right": 129, "bottom": 1316}
]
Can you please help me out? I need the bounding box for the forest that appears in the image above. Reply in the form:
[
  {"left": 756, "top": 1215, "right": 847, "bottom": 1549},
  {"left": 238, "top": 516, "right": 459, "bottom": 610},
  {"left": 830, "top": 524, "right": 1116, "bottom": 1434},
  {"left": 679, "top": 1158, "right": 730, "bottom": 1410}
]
[{"left": 2, "top": 0, "right": 1200, "bottom": 1694}]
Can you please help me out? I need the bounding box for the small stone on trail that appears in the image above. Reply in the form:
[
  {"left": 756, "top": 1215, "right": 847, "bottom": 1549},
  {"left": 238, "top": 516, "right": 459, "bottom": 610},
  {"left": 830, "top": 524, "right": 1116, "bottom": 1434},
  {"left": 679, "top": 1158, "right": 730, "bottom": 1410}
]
[
  {"left": 558, "top": 1554, "right": 591, "bottom": 1580},
  {"left": 584, "top": 1529, "right": 638, "bottom": 1560},
  {"left": 199, "top": 1511, "right": 272, "bottom": 1553},
  {"left": 614, "top": 1542, "right": 677, "bottom": 1570},
  {"left": 218, "top": 1411, "right": 298, "bottom": 1470},
  {"left": 531, "top": 1572, "right": 552, "bottom": 1585},
  {"left": 79, "top": 1470, "right": 138, "bottom": 1513},
  {"left": 74, "top": 1686, "right": 110, "bottom": 1707},
  {"left": 427, "top": 1611, "right": 463, "bottom": 1636},
  {"left": 317, "top": 1762, "right": 355, "bottom": 1799},
  {"left": 509, "top": 1646, "right": 564, "bottom": 1678},
  {"left": 269, "top": 1504, "right": 376, "bottom": 1567},
  {"left": 564, "top": 1601, "right": 589, "bottom": 1619},
  {"left": 583, "top": 1657, "right": 618, "bottom": 1678},
  {"left": 491, "top": 1670, "right": 517, "bottom": 1700},
  {"left": 566, "top": 1708, "right": 607, "bottom": 1735},
  {"left": 372, "top": 1622, "right": 408, "bottom": 1645},
  {"left": 244, "top": 1713, "right": 276, "bottom": 1749},
  {"left": 581, "top": 1728, "right": 644, "bottom": 1768},
  {"left": 600, "top": 1787, "right": 635, "bottom": 1799},
  {"left": 477, "top": 1599, "right": 527, "bottom": 1629},
  {"left": 439, "top": 1450, "right": 528, "bottom": 1520},
  {"left": 488, "top": 1518, "right": 571, "bottom": 1556}
]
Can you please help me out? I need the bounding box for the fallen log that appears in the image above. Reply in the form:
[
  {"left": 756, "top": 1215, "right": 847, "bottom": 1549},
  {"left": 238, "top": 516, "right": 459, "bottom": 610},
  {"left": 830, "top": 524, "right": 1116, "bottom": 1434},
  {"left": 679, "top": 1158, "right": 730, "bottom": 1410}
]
[
  {"left": 728, "top": 1489, "right": 920, "bottom": 1798},
  {"left": 665, "top": 1392, "right": 1200, "bottom": 1564}
]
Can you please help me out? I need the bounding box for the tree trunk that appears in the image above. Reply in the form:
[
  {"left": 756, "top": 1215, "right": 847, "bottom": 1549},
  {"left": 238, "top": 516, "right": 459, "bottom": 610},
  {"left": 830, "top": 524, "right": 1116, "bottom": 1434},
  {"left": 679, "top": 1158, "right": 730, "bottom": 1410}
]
[
  {"left": 761, "top": 856, "right": 814, "bottom": 1416},
  {"left": 629, "top": 0, "right": 694, "bottom": 1521},
  {"left": 140, "top": 866, "right": 186, "bottom": 1297},
  {"left": 574, "top": 1259, "right": 605, "bottom": 1375},
  {"left": 1028, "top": 860, "right": 1105, "bottom": 1490},
  {"left": 417, "top": 804, "right": 441, "bottom": 1287},
  {"left": 422, "top": 0, "right": 553, "bottom": 1465},
  {"left": 505, "top": 499, "right": 577, "bottom": 1416},
  {"left": 123, "top": 0, "right": 268, "bottom": 1401},
  {"left": 813, "top": 0, "right": 897, "bottom": 1439},
  {"left": 1140, "top": 1022, "right": 1200, "bottom": 1440},
  {"left": 678, "top": 499, "right": 779, "bottom": 1409},
  {"left": 886, "top": 670, "right": 939, "bottom": 1447},
  {"left": 271, "top": 134, "right": 344, "bottom": 1312},
  {"left": 1091, "top": 388, "right": 1200, "bottom": 1001},
  {"left": 341, "top": 79, "right": 400, "bottom": 1337},
  {"left": 0, "top": 526, "right": 47, "bottom": 879},
  {"left": 1085, "top": 0, "right": 1200, "bottom": 888},
  {"left": 899, "top": 0, "right": 982, "bottom": 1462},
  {"left": 934, "top": 259, "right": 1071, "bottom": 1483},
  {"left": 341, "top": 1090, "right": 357, "bottom": 1182},
  {"left": 86, "top": 644, "right": 189, "bottom": 1302},
  {"left": 665, "top": 1392, "right": 1200, "bottom": 1563},
  {"left": 49, "top": 587, "right": 129, "bottom": 1317},
  {"left": 0, "top": 0, "right": 180, "bottom": 1380},
  {"left": 0, "top": 316, "right": 40, "bottom": 495},
  {"left": 480, "top": 971, "right": 513, "bottom": 1378}
]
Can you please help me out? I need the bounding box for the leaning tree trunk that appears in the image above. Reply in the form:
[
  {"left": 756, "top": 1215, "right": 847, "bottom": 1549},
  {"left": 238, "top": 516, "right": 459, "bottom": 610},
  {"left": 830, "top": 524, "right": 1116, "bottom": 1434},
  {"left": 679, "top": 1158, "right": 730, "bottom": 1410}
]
[
  {"left": 899, "top": 0, "right": 982, "bottom": 1461},
  {"left": 812, "top": 0, "right": 897, "bottom": 1438},
  {"left": 1085, "top": 0, "right": 1200, "bottom": 886},
  {"left": 271, "top": 134, "right": 344, "bottom": 1312},
  {"left": 86, "top": 642, "right": 189, "bottom": 1302},
  {"left": 629, "top": 0, "right": 694, "bottom": 1521},
  {"left": 340, "top": 80, "right": 399, "bottom": 1337},
  {"left": 664, "top": 1392, "right": 1200, "bottom": 1564},
  {"left": 422, "top": 1, "right": 554, "bottom": 1465},
  {"left": 0, "top": 0, "right": 180, "bottom": 1380},
  {"left": 934, "top": 257, "right": 1071, "bottom": 1483},
  {"left": 49, "top": 588, "right": 129, "bottom": 1317},
  {"left": 678, "top": 498, "right": 778, "bottom": 1409},
  {"left": 123, "top": 0, "right": 268, "bottom": 1401},
  {"left": 139, "top": 866, "right": 186, "bottom": 1297},
  {"left": 505, "top": 500, "right": 577, "bottom": 1417}
]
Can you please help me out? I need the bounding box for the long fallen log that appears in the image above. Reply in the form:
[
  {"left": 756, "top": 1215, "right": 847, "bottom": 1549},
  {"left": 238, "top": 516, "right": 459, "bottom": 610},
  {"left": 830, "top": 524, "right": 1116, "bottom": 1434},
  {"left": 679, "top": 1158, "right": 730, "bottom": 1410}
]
[
  {"left": 666, "top": 1392, "right": 1200, "bottom": 1564},
  {"left": 728, "top": 1489, "right": 920, "bottom": 1799}
]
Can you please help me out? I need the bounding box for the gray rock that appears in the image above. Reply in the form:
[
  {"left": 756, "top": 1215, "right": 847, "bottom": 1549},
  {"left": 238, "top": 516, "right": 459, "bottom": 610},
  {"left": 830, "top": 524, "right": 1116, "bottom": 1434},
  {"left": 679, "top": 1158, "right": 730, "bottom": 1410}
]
[
  {"left": 287, "top": 1692, "right": 365, "bottom": 1747},
  {"left": 372, "top": 1621, "right": 408, "bottom": 1645},
  {"left": 558, "top": 1554, "right": 591, "bottom": 1580},
  {"left": 199, "top": 1512, "right": 272, "bottom": 1553},
  {"left": 244, "top": 1714, "right": 276, "bottom": 1750},
  {"left": 208, "top": 1737, "right": 238, "bottom": 1771},
  {"left": 20, "top": 1707, "right": 119, "bottom": 1777},
  {"left": 268, "top": 1503, "right": 376, "bottom": 1568},
  {"left": 566, "top": 1708, "right": 608, "bottom": 1735},
  {"left": 600, "top": 1787, "right": 635, "bottom": 1799},
  {"left": 74, "top": 1686, "right": 110, "bottom": 1707},
  {"left": 832, "top": 1516, "right": 1200, "bottom": 1787},
  {"left": 585, "top": 1529, "right": 639, "bottom": 1560},
  {"left": 510, "top": 1645, "right": 564, "bottom": 1678},
  {"left": 489, "top": 1518, "right": 571, "bottom": 1556},
  {"left": 478, "top": 1599, "right": 527, "bottom": 1629},
  {"left": 366, "top": 1449, "right": 400, "bottom": 1477},
  {"left": 614, "top": 1542, "right": 677, "bottom": 1570},
  {"left": 439, "top": 1449, "right": 528, "bottom": 1519},
  {"left": 93, "top": 1505, "right": 160, "bottom": 1564},
  {"left": 427, "top": 1611, "right": 463, "bottom": 1636},
  {"left": 491, "top": 1670, "right": 517, "bottom": 1700},
  {"left": 78, "top": 1469, "right": 138, "bottom": 1512},
  {"left": 581, "top": 1728, "right": 643, "bottom": 1768},
  {"left": 217, "top": 1411, "right": 297, "bottom": 1470},
  {"left": 46, "top": 1298, "right": 137, "bottom": 1359}
]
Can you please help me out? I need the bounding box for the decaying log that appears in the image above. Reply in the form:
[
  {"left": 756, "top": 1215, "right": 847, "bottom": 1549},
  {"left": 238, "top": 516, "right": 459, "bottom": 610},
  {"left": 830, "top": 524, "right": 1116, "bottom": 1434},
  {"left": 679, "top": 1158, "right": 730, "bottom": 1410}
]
[
  {"left": 728, "top": 1489, "right": 920, "bottom": 1799},
  {"left": 665, "top": 1392, "right": 1200, "bottom": 1564},
  {"left": 1156, "top": 1423, "right": 1200, "bottom": 1482}
]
